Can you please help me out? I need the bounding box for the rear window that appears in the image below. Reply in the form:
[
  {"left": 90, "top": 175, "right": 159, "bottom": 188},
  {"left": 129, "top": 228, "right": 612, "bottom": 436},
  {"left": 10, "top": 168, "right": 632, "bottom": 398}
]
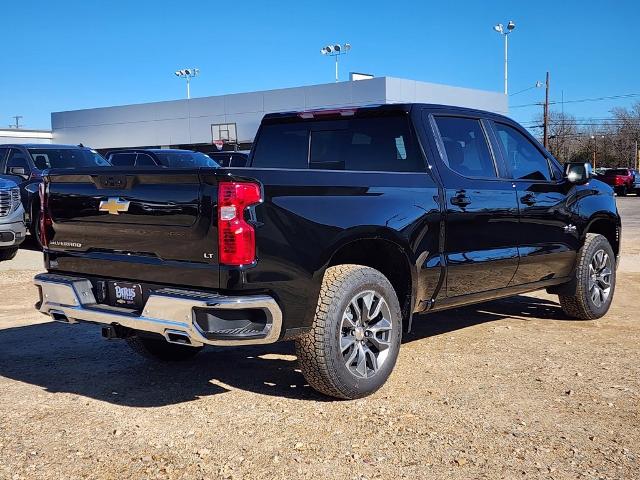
[
  {"left": 29, "top": 148, "right": 110, "bottom": 169},
  {"left": 154, "top": 152, "right": 219, "bottom": 168},
  {"left": 109, "top": 153, "right": 137, "bottom": 166},
  {"left": 605, "top": 169, "right": 630, "bottom": 176},
  {"left": 251, "top": 115, "right": 425, "bottom": 172}
]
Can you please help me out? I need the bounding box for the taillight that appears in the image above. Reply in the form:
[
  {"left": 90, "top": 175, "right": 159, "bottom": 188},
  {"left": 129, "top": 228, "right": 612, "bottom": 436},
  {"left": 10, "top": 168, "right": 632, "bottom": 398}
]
[
  {"left": 217, "top": 181, "right": 262, "bottom": 266},
  {"left": 38, "top": 182, "right": 52, "bottom": 248}
]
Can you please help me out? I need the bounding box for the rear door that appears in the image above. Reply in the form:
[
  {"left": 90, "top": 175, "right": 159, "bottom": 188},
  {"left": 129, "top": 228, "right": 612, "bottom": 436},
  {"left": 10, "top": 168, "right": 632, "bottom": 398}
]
[
  {"left": 427, "top": 112, "right": 520, "bottom": 297},
  {"left": 491, "top": 121, "right": 578, "bottom": 284}
]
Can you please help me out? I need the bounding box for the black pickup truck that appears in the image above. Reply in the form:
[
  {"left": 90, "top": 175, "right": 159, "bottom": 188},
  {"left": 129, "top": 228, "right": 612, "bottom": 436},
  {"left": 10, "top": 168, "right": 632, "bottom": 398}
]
[{"left": 34, "top": 104, "right": 621, "bottom": 399}]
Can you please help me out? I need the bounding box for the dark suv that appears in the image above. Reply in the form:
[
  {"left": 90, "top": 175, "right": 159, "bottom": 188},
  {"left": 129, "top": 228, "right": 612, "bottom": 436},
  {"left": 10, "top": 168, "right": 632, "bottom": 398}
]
[
  {"left": 106, "top": 149, "right": 219, "bottom": 168},
  {"left": 0, "top": 144, "right": 110, "bottom": 244}
]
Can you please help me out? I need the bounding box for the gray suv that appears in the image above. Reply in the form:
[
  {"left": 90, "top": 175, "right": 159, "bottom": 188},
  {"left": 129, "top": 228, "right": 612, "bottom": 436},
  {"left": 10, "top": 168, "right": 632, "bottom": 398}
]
[{"left": 0, "top": 178, "right": 26, "bottom": 261}]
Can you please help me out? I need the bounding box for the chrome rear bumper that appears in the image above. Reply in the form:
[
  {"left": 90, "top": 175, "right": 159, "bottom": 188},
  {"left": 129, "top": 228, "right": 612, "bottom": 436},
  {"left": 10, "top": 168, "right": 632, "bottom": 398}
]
[{"left": 34, "top": 273, "right": 282, "bottom": 347}]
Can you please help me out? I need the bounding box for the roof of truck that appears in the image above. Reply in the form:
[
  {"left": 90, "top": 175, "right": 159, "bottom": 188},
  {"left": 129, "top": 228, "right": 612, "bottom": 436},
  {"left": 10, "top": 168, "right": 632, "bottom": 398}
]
[{"left": 262, "top": 103, "right": 512, "bottom": 123}]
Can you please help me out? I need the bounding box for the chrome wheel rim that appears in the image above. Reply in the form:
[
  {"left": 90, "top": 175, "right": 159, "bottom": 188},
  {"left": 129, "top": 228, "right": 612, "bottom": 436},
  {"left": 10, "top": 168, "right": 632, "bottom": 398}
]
[
  {"left": 340, "top": 290, "right": 393, "bottom": 379},
  {"left": 588, "top": 249, "right": 612, "bottom": 308}
]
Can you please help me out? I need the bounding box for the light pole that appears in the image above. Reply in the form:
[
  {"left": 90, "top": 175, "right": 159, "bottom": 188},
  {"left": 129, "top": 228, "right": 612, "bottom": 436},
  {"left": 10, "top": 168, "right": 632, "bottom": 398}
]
[
  {"left": 493, "top": 21, "right": 516, "bottom": 95},
  {"left": 590, "top": 135, "right": 599, "bottom": 169},
  {"left": 320, "top": 43, "right": 351, "bottom": 82},
  {"left": 175, "top": 68, "right": 200, "bottom": 99}
]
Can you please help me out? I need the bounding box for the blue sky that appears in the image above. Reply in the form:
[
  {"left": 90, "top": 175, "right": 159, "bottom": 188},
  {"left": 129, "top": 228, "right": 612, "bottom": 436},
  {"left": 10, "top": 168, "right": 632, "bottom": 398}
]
[{"left": 2, "top": 0, "right": 639, "bottom": 130}]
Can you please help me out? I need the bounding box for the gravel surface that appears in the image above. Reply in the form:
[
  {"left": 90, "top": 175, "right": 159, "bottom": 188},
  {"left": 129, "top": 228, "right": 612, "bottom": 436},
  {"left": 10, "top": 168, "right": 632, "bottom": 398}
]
[{"left": 0, "top": 199, "right": 638, "bottom": 479}]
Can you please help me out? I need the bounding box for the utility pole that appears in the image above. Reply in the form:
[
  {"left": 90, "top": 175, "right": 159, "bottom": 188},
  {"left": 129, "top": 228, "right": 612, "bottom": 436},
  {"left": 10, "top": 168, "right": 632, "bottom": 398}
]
[
  {"left": 10, "top": 115, "right": 23, "bottom": 129},
  {"left": 636, "top": 139, "right": 639, "bottom": 170},
  {"left": 543, "top": 71, "right": 550, "bottom": 149}
]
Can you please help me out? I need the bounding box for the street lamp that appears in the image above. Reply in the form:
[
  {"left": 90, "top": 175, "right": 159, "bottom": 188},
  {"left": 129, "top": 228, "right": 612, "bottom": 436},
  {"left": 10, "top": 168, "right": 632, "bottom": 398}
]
[
  {"left": 175, "top": 68, "right": 200, "bottom": 99},
  {"left": 320, "top": 43, "right": 351, "bottom": 83},
  {"left": 493, "top": 20, "right": 516, "bottom": 95}
]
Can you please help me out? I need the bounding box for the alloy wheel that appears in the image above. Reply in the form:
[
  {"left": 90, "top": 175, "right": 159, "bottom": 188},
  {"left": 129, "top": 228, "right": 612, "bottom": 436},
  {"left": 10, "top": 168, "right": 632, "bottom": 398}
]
[
  {"left": 588, "top": 249, "right": 612, "bottom": 308},
  {"left": 340, "top": 290, "right": 393, "bottom": 379}
]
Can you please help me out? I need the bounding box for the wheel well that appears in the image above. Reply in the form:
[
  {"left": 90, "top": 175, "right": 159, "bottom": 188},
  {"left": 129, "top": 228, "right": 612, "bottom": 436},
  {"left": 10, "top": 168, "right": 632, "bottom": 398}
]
[
  {"left": 587, "top": 219, "right": 619, "bottom": 257},
  {"left": 328, "top": 239, "right": 413, "bottom": 325}
]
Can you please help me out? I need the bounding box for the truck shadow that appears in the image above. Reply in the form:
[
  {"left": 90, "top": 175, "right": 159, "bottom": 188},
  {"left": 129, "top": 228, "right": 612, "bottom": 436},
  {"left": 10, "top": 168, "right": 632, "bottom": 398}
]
[{"left": 0, "top": 294, "right": 568, "bottom": 406}]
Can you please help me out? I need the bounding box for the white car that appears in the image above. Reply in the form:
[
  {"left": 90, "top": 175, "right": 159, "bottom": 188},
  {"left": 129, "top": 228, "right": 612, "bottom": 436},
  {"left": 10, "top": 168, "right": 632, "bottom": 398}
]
[{"left": 0, "top": 178, "right": 26, "bottom": 261}]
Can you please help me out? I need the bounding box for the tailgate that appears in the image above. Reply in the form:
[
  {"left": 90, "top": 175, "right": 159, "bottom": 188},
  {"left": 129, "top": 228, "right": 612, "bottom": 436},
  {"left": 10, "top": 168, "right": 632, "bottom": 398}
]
[{"left": 45, "top": 169, "right": 221, "bottom": 289}]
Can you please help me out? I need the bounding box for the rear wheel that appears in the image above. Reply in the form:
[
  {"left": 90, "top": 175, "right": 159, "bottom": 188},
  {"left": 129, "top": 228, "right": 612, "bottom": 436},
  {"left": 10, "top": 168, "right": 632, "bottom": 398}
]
[
  {"left": 126, "top": 335, "right": 203, "bottom": 361},
  {"left": 0, "top": 247, "right": 18, "bottom": 261},
  {"left": 295, "top": 265, "right": 402, "bottom": 400},
  {"left": 29, "top": 206, "right": 43, "bottom": 249},
  {"left": 559, "top": 233, "right": 616, "bottom": 320},
  {"left": 617, "top": 186, "right": 628, "bottom": 197}
]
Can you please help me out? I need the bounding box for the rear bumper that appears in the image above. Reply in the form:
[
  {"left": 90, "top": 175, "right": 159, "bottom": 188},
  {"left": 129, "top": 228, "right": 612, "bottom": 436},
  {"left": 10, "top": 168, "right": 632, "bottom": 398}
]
[{"left": 34, "top": 273, "right": 282, "bottom": 347}]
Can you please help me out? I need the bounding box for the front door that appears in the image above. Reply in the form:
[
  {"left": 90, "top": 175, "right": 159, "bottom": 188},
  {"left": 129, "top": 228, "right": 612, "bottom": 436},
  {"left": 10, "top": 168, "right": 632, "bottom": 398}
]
[
  {"left": 428, "top": 113, "right": 520, "bottom": 297},
  {"left": 491, "top": 121, "right": 579, "bottom": 284}
]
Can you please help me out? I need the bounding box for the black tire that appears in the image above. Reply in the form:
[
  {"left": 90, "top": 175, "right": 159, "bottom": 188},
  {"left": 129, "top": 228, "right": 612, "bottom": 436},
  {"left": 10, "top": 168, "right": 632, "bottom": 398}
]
[
  {"left": 126, "top": 335, "right": 203, "bottom": 361},
  {"left": 0, "top": 247, "right": 18, "bottom": 261},
  {"left": 617, "top": 186, "right": 627, "bottom": 197},
  {"left": 295, "top": 264, "right": 402, "bottom": 400},
  {"left": 559, "top": 233, "right": 616, "bottom": 320},
  {"left": 29, "top": 207, "right": 43, "bottom": 249}
]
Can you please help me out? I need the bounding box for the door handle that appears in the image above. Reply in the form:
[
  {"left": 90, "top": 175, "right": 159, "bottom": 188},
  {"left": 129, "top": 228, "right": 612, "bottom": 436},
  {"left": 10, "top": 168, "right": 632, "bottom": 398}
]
[
  {"left": 451, "top": 192, "right": 471, "bottom": 208},
  {"left": 520, "top": 193, "right": 537, "bottom": 206}
]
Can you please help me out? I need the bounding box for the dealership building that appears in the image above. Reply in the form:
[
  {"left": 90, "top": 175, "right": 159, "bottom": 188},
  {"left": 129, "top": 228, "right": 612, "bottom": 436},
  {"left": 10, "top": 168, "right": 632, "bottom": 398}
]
[{"left": 45, "top": 76, "right": 507, "bottom": 153}]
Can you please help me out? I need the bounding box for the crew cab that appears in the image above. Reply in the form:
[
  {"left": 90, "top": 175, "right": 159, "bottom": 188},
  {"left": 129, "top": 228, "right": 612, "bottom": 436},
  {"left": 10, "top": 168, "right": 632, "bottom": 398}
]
[
  {"left": 33, "top": 104, "right": 621, "bottom": 399},
  {"left": 106, "top": 149, "right": 219, "bottom": 169},
  {"left": 600, "top": 168, "right": 636, "bottom": 196},
  {"left": 0, "top": 144, "right": 110, "bottom": 246}
]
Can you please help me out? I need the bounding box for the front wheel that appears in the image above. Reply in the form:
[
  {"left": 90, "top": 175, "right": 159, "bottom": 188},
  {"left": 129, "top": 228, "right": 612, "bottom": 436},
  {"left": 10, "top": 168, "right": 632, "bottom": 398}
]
[
  {"left": 0, "top": 247, "right": 18, "bottom": 262},
  {"left": 559, "top": 233, "right": 616, "bottom": 320},
  {"left": 295, "top": 265, "right": 402, "bottom": 400}
]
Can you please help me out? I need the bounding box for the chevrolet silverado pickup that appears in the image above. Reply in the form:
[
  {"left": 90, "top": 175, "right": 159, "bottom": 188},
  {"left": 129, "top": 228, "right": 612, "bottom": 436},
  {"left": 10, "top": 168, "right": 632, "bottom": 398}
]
[{"left": 34, "top": 104, "right": 621, "bottom": 399}]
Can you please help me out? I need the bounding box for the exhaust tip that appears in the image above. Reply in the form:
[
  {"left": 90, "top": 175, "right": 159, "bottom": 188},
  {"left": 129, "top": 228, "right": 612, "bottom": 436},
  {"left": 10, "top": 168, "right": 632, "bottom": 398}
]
[{"left": 165, "top": 330, "right": 192, "bottom": 346}]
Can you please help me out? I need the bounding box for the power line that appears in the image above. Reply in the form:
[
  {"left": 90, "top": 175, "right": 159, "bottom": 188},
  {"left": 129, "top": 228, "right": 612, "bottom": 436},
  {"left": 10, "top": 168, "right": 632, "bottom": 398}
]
[{"left": 511, "top": 92, "right": 640, "bottom": 109}]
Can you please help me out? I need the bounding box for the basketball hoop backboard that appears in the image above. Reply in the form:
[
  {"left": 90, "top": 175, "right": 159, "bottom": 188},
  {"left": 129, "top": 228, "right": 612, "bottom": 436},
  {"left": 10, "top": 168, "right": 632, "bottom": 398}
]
[{"left": 211, "top": 122, "right": 237, "bottom": 147}]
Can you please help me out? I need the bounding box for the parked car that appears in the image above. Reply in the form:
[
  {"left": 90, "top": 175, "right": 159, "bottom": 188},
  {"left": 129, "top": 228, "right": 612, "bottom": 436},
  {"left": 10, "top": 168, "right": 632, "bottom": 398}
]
[
  {"left": 0, "top": 144, "right": 110, "bottom": 246},
  {"left": 0, "top": 178, "right": 26, "bottom": 261},
  {"left": 632, "top": 169, "right": 640, "bottom": 194},
  {"left": 34, "top": 103, "right": 621, "bottom": 399},
  {"left": 207, "top": 151, "right": 249, "bottom": 167},
  {"left": 600, "top": 168, "right": 636, "bottom": 196},
  {"left": 106, "top": 149, "right": 220, "bottom": 168}
]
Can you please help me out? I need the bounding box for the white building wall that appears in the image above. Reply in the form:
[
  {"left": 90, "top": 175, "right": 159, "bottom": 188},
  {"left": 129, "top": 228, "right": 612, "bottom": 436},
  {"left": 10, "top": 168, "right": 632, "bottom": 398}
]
[
  {"left": 51, "top": 77, "right": 507, "bottom": 150},
  {"left": 0, "top": 129, "right": 52, "bottom": 144}
]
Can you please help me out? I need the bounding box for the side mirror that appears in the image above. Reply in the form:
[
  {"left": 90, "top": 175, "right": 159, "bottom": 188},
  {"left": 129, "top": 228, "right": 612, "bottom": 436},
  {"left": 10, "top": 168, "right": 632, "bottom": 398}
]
[
  {"left": 8, "top": 166, "right": 27, "bottom": 178},
  {"left": 565, "top": 162, "right": 592, "bottom": 185}
]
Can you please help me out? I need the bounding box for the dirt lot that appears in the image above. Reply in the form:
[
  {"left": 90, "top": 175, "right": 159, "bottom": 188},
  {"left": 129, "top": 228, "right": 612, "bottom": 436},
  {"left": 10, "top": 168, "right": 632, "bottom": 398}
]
[{"left": 1, "top": 199, "right": 639, "bottom": 480}]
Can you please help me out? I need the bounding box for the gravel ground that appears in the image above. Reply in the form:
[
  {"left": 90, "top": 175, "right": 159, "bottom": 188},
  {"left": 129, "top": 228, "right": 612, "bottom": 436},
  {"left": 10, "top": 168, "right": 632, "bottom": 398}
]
[{"left": 0, "top": 198, "right": 639, "bottom": 479}]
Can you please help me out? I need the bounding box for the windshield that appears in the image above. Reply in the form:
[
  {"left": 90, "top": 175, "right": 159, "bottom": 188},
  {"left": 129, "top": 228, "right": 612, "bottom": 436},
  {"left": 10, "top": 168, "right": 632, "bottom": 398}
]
[
  {"left": 154, "top": 151, "right": 219, "bottom": 168},
  {"left": 28, "top": 148, "right": 110, "bottom": 169},
  {"left": 604, "top": 169, "right": 630, "bottom": 176}
]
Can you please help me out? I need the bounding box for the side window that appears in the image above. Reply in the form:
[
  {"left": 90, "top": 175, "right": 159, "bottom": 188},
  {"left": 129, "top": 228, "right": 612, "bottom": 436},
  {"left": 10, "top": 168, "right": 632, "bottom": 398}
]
[
  {"left": 251, "top": 124, "right": 309, "bottom": 169},
  {"left": 494, "top": 122, "right": 551, "bottom": 181},
  {"left": 135, "top": 153, "right": 156, "bottom": 166},
  {"left": 309, "top": 116, "right": 423, "bottom": 172},
  {"left": 434, "top": 116, "right": 496, "bottom": 178},
  {"left": 6, "top": 149, "right": 31, "bottom": 174}
]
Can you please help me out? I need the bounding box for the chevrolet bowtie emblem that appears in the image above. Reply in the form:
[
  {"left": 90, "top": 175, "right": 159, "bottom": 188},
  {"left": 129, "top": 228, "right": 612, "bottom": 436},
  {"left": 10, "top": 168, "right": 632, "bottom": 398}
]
[{"left": 99, "top": 197, "right": 130, "bottom": 215}]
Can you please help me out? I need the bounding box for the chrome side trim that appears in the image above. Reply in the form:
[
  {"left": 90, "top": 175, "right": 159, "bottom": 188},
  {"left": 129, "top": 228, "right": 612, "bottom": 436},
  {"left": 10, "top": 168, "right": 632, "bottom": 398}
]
[{"left": 34, "top": 273, "right": 283, "bottom": 347}]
